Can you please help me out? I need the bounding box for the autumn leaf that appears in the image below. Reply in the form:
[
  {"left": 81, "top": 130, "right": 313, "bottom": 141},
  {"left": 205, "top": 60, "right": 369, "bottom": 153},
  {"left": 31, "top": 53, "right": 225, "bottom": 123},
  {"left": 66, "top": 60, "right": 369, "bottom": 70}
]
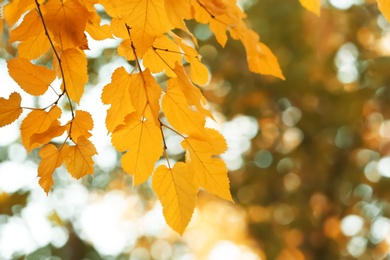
[
  {"left": 64, "top": 136, "right": 97, "bottom": 179},
  {"left": 30, "top": 121, "right": 67, "bottom": 149},
  {"left": 3, "top": 0, "right": 36, "bottom": 26},
  {"left": 143, "top": 35, "right": 183, "bottom": 77},
  {"left": 101, "top": 0, "right": 173, "bottom": 56},
  {"left": 162, "top": 78, "right": 207, "bottom": 139},
  {"left": 20, "top": 106, "right": 62, "bottom": 152},
  {"left": 41, "top": 0, "right": 89, "bottom": 49},
  {"left": 299, "top": 0, "right": 321, "bottom": 16},
  {"left": 182, "top": 138, "right": 233, "bottom": 202},
  {"left": 152, "top": 163, "right": 198, "bottom": 235},
  {"left": 7, "top": 57, "right": 56, "bottom": 96},
  {"left": 101, "top": 67, "right": 135, "bottom": 132},
  {"left": 111, "top": 114, "right": 162, "bottom": 185},
  {"left": 38, "top": 143, "right": 68, "bottom": 194},
  {"left": 57, "top": 48, "right": 88, "bottom": 103},
  {"left": 377, "top": 0, "right": 390, "bottom": 22},
  {"left": 0, "top": 92, "right": 23, "bottom": 127},
  {"left": 69, "top": 110, "right": 93, "bottom": 141}
]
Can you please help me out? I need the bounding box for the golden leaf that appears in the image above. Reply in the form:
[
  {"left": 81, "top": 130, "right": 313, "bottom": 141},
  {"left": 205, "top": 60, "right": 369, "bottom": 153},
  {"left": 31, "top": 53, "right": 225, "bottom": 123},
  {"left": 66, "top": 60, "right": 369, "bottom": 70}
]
[
  {"left": 152, "top": 163, "right": 198, "bottom": 235},
  {"left": 7, "top": 57, "right": 56, "bottom": 96},
  {"left": 0, "top": 92, "right": 23, "bottom": 127},
  {"left": 182, "top": 138, "right": 233, "bottom": 202},
  {"left": 38, "top": 144, "right": 68, "bottom": 194},
  {"left": 20, "top": 106, "right": 62, "bottom": 152},
  {"left": 64, "top": 136, "right": 97, "bottom": 179},
  {"left": 70, "top": 110, "right": 93, "bottom": 141},
  {"left": 378, "top": 0, "right": 390, "bottom": 22},
  {"left": 101, "top": 67, "right": 135, "bottom": 132},
  {"left": 41, "top": 0, "right": 89, "bottom": 49},
  {"left": 112, "top": 114, "right": 162, "bottom": 185},
  {"left": 57, "top": 48, "right": 88, "bottom": 103}
]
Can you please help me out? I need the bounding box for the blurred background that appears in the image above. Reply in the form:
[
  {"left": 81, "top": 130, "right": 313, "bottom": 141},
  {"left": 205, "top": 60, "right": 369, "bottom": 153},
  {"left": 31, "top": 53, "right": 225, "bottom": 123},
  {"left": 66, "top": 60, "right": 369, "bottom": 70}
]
[{"left": 2, "top": 0, "right": 390, "bottom": 259}]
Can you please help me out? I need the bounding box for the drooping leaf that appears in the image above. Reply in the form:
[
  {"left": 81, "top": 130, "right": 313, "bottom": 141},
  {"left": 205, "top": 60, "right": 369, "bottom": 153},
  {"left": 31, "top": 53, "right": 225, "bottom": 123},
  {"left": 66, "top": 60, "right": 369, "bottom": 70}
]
[
  {"left": 38, "top": 143, "right": 68, "bottom": 194},
  {"left": 172, "top": 34, "right": 209, "bottom": 86},
  {"left": 152, "top": 163, "right": 198, "bottom": 235},
  {"left": 64, "top": 136, "right": 97, "bottom": 179},
  {"left": 0, "top": 92, "right": 23, "bottom": 127},
  {"left": 101, "top": 67, "right": 135, "bottom": 132},
  {"left": 182, "top": 138, "right": 233, "bottom": 202},
  {"left": 20, "top": 106, "right": 62, "bottom": 152},
  {"left": 299, "top": 0, "right": 321, "bottom": 16},
  {"left": 7, "top": 57, "right": 56, "bottom": 96},
  {"left": 41, "top": 0, "right": 89, "bottom": 49},
  {"left": 101, "top": 0, "right": 173, "bottom": 56},
  {"left": 3, "top": 0, "right": 36, "bottom": 26},
  {"left": 30, "top": 121, "right": 67, "bottom": 149},
  {"left": 69, "top": 110, "right": 93, "bottom": 141},
  {"left": 162, "top": 78, "right": 207, "bottom": 139},
  {"left": 57, "top": 48, "right": 88, "bottom": 103},
  {"left": 111, "top": 113, "right": 162, "bottom": 185},
  {"left": 143, "top": 35, "right": 183, "bottom": 77}
]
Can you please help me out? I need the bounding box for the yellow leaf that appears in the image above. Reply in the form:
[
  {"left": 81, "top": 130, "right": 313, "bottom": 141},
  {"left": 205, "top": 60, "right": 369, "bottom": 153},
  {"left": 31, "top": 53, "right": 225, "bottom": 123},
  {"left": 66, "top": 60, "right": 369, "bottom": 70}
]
[
  {"left": 101, "top": 0, "right": 173, "bottom": 56},
  {"left": 204, "top": 128, "right": 227, "bottom": 154},
  {"left": 238, "top": 29, "right": 285, "bottom": 80},
  {"left": 152, "top": 163, "right": 198, "bottom": 234},
  {"left": 64, "top": 136, "right": 97, "bottom": 179},
  {"left": 38, "top": 144, "right": 68, "bottom": 194},
  {"left": 9, "top": 10, "right": 42, "bottom": 43},
  {"left": 117, "top": 39, "right": 136, "bottom": 61},
  {"left": 42, "top": 0, "right": 89, "bottom": 49},
  {"left": 0, "top": 92, "right": 23, "bottom": 127},
  {"left": 101, "top": 67, "right": 136, "bottom": 132},
  {"left": 173, "top": 64, "right": 213, "bottom": 119},
  {"left": 70, "top": 110, "right": 93, "bottom": 141},
  {"left": 21, "top": 106, "right": 62, "bottom": 152},
  {"left": 86, "top": 11, "right": 113, "bottom": 40},
  {"left": 162, "top": 78, "right": 207, "bottom": 139},
  {"left": 299, "top": 0, "right": 321, "bottom": 16},
  {"left": 378, "top": 0, "right": 390, "bottom": 22},
  {"left": 58, "top": 48, "right": 88, "bottom": 103},
  {"left": 182, "top": 138, "right": 233, "bottom": 202},
  {"left": 30, "top": 121, "right": 67, "bottom": 149},
  {"left": 3, "top": 0, "right": 36, "bottom": 26},
  {"left": 172, "top": 34, "right": 209, "bottom": 86},
  {"left": 128, "top": 69, "right": 162, "bottom": 124},
  {"left": 7, "top": 57, "right": 56, "bottom": 96},
  {"left": 164, "top": 0, "right": 192, "bottom": 31},
  {"left": 17, "top": 32, "right": 51, "bottom": 60},
  {"left": 143, "top": 35, "right": 183, "bottom": 77},
  {"left": 112, "top": 114, "right": 163, "bottom": 185}
]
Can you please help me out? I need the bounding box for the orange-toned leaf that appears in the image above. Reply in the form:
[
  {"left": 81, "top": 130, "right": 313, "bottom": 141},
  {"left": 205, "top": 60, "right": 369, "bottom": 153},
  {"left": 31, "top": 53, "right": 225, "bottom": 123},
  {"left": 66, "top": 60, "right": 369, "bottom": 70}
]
[
  {"left": 64, "top": 136, "right": 97, "bottom": 179},
  {"left": 143, "top": 36, "right": 183, "bottom": 77},
  {"left": 299, "top": 0, "right": 321, "bottom": 16},
  {"left": 30, "top": 121, "right": 67, "bottom": 149},
  {"left": 378, "top": 0, "right": 390, "bottom": 22},
  {"left": 162, "top": 78, "right": 206, "bottom": 139},
  {"left": 58, "top": 48, "right": 88, "bottom": 103},
  {"left": 165, "top": 0, "right": 191, "bottom": 31},
  {"left": 38, "top": 144, "right": 68, "bottom": 194},
  {"left": 112, "top": 114, "right": 162, "bottom": 185},
  {"left": 172, "top": 64, "right": 213, "bottom": 119},
  {"left": 101, "top": 0, "right": 173, "bottom": 56},
  {"left": 86, "top": 11, "right": 113, "bottom": 40},
  {"left": 0, "top": 92, "right": 23, "bottom": 127},
  {"left": 3, "top": 0, "right": 36, "bottom": 26},
  {"left": 204, "top": 128, "right": 227, "bottom": 154},
  {"left": 128, "top": 69, "right": 162, "bottom": 123},
  {"left": 101, "top": 67, "right": 135, "bottom": 132},
  {"left": 7, "top": 58, "right": 56, "bottom": 96},
  {"left": 172, "top": 34, "right": 209, "bottom": 86},
  {"left": 20, "top": 106, "right": 62, "bottom": 152},
  {"left": 9, "top": 10, "right": 43, "bottom": 43},
  {"left": 152, "top": 163, "right": 198, "bottom": 234},
  {"left": 70, "top": 110, "right": 93, "bottom": 141},
  {"left": 41, "top": 0, "right": 89, "bottom": 49},
  {"left": 182, "top": 138, "right": 233, "bottom": 202}
]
